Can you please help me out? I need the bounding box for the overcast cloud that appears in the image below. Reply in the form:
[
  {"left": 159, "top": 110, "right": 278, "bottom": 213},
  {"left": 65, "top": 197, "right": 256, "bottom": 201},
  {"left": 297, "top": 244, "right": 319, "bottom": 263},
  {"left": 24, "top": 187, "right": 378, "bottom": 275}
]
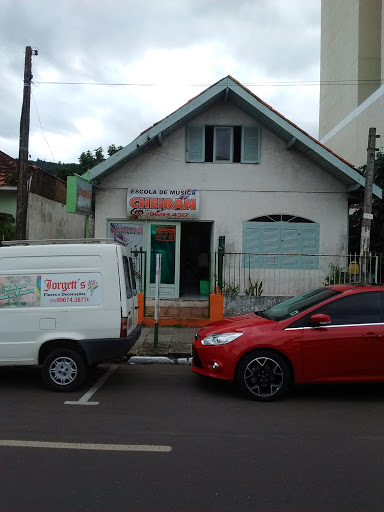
[{"left": 0, "top": 0, "right": 320, "bottom": 163}]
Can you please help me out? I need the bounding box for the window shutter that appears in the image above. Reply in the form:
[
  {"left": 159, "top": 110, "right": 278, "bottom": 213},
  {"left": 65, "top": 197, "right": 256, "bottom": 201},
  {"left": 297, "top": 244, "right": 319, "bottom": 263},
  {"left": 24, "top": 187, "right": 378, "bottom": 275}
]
[
  {"left": 300, "top": 225, "right": 319, "bottom": 269},
  {"left": 262, "top": 226, "right": 279, "bottom": 267},
  {"left": 186, "top": 125, "right": 205, "bottom": 162},
  {"left": 243, "top": 223, "right": 261, "bottom": 268},
  {"left": 241, "top": 126, "right": 260, "bottom": 163},
  {"left": 281, "top": 227, "right": 299, "bottom": 268}
]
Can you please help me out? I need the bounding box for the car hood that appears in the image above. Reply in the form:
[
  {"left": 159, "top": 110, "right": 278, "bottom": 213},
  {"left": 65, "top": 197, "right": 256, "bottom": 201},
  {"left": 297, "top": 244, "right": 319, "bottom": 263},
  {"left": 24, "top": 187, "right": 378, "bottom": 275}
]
[{"left": 197, "top": 313, "right": 275, "bottom": 337}]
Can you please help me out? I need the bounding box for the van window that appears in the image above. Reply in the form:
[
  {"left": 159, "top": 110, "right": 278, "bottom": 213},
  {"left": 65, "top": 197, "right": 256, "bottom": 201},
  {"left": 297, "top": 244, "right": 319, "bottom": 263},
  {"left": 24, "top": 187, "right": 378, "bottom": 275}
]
[
  {"left": 123, "top": 256, "right": 133, "bottom": 299},
  {"left": 129, "top": 257, "right": 137, "bottom": 295}
]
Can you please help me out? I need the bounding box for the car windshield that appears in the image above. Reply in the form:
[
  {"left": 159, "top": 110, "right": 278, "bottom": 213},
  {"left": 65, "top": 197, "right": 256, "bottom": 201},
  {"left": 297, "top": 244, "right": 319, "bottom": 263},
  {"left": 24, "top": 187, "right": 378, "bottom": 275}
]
[{"left": 260, "top": 287, "right": 341, "bottom": 321}]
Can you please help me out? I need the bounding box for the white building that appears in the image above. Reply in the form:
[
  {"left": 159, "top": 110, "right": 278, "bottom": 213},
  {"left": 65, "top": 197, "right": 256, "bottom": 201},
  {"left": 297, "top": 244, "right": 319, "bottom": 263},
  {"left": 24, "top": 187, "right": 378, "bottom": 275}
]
[
  {"left": 319, "top": 0, "right": 384, "bottom": 167},
  {"left": 89, "top": 76, "right": 381, "bottom": 300}
]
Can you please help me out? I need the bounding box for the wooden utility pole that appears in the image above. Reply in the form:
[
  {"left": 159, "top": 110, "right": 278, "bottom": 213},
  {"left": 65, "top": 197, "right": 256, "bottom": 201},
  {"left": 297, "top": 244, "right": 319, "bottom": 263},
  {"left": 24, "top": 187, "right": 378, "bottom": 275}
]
[
  {"left": 16, "top": 46, "right": 37, "bottom": 240},
  {"left": 360, "top": 127, "right": 379, "bottom": 280}
]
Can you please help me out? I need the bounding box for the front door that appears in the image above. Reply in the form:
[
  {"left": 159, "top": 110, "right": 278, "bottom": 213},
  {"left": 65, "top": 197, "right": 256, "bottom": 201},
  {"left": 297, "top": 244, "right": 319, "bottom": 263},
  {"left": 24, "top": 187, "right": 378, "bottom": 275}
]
[{"left": 146, "top": 222, "right": 181, "bottom": 298}]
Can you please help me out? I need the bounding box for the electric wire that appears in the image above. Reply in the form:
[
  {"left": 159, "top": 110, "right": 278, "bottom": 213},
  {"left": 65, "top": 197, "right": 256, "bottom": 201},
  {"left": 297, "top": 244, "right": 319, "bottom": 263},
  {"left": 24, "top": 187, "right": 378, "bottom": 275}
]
[{"left": 31, "top": 87, "right": 56, "bottom": 162}]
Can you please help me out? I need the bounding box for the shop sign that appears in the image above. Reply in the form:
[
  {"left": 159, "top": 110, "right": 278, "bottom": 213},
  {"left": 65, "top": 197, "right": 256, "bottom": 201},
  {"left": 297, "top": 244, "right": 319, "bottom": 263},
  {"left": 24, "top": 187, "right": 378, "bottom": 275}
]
[
  {"left": 109, "top": 222, "right": 144, "bottom": 251},
  {"left": 127, "top": 188, "right": 199, "bottom": 220},
  {"left": 155, "top": 226, "right": 176, "bottom": 241},
  {"left": 67, "top": 176, "right": 93, "bottom": 215},
  {"left": 0, "top": 273, "right": 102, "bottom": 308}
]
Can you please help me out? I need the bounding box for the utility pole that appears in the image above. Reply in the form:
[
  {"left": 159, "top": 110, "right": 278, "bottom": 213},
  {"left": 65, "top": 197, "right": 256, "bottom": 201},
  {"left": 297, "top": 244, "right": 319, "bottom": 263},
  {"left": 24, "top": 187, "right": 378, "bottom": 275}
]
[
  {"left": 360, "top": 127, "right": 379, "bottom": 280},
  {"left": 16, "top": 46, "right": 38, "bottom": 240}
]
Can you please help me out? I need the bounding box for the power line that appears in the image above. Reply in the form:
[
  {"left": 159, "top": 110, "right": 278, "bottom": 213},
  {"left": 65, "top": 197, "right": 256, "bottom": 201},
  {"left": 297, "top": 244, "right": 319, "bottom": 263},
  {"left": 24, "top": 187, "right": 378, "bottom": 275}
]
[
  {"left": 31, "top": 88, "right": 56, "bottom": 162},
  {"left": 33, "top": 79, "right": 384, "bottom": 87}
]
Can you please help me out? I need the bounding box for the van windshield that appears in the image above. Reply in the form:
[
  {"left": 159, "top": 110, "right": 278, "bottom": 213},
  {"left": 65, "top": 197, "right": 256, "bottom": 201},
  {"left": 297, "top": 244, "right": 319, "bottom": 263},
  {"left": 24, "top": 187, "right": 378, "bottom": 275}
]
[
  {"left": 122, "top": 256, "right": 133, "bottom": 299},
  {"left": 261, "top": 287, "right": 341, "bottom": 321}
]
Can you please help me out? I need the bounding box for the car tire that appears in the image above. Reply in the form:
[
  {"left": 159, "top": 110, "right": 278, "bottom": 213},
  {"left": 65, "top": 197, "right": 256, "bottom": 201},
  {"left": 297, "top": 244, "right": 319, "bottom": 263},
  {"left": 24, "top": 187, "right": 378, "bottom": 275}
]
[
  {"left": 42, "top": 348, "right": 88, "bottom": 392},
  {"left": 236, "top": 350, "right": 291, "bottom": 402}
]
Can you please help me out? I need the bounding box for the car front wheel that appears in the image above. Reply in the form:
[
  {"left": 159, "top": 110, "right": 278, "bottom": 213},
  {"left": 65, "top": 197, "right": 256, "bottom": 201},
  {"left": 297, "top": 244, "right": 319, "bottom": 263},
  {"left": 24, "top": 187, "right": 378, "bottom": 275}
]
[
  {"left": 236, "top": 350, "right": 290, "bottom": 402},
  {"left": 42, "top": 348, "right": 88, "bottom": 392}
]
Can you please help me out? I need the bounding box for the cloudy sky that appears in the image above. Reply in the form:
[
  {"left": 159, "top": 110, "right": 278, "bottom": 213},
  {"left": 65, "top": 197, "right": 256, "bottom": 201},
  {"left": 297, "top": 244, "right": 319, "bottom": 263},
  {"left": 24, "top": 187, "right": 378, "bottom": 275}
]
[{"left": 1, "top": 0, "right": 320, "bottom": 164}]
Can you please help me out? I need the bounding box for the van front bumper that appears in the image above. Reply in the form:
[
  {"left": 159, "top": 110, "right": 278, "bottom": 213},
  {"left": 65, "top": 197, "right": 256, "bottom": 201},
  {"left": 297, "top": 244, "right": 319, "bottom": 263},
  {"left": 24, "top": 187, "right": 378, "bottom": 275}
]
[{"left": 79, "top": 324, "right": 142, "bottom": 366}]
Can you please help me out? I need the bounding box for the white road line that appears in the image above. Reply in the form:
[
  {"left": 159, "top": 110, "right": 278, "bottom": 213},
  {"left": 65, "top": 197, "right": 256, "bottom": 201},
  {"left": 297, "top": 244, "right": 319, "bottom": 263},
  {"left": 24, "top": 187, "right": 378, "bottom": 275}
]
[
  {"left": 0, "top": 440, "right": 172, "bottom": 452},
  {"left": 65, "top": 364, "right": 118, "bottom": 406}
]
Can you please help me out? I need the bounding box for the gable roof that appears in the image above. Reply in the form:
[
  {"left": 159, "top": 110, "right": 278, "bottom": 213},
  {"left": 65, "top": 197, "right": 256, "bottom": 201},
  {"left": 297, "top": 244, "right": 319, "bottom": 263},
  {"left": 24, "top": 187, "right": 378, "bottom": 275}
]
[
  {"left": 88, "top": 76, "right": 382, "bottom": 199},
  {"left": 0, "top": 150, "right": 18, "bottom": 187}
]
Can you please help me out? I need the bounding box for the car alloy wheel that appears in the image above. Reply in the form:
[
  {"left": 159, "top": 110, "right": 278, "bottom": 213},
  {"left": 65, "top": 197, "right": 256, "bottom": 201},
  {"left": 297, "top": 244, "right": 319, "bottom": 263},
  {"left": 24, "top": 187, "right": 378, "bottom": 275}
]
[{"left": 237, "top": 350, "right": 290, "bottom": 401}]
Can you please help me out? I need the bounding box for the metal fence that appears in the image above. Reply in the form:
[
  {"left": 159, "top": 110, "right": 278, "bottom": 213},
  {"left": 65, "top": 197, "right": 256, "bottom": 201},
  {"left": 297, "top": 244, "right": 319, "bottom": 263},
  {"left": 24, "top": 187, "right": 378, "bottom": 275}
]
[
  {"left": 131, "top": 250, "right": 146, "bottom": 293},
  {"left": 212, "top": 252, "right": 382, "bottom": 297}
]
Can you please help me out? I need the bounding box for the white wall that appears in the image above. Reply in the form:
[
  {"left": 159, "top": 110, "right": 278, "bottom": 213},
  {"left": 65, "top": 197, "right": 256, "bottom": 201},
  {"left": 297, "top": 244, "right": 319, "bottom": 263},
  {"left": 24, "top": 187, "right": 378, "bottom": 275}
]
[
  {"left": 27, "top": 193, "right": 86, "bottom": 240},
  {"left": 95, "top": 102, "right": 349, "bottom": 256}
]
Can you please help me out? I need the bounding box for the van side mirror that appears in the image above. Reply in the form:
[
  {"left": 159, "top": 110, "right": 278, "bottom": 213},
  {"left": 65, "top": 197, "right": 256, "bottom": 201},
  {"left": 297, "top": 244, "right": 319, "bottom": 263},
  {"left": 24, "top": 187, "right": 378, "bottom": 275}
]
[{"left": 310, "top": 313, "right": 331, "bottom": 326}]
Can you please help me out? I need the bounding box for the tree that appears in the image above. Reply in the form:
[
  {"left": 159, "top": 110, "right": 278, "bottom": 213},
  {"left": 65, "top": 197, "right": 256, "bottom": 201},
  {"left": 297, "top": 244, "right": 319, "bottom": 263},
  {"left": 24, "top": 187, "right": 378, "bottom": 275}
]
[
  {"left": 349, "top": 152, "right": 384, "bottom": 254},
  {"left": 107, "top": 144, "right": 123, "bottom": 156},
  {"left": 78, "top": 147, "right": 105, "bottom": 174}
]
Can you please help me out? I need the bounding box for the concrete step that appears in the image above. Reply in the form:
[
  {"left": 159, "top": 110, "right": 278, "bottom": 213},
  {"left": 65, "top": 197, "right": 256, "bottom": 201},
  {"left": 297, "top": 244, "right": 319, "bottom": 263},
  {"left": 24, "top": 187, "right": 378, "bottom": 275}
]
[{"left": 145, "top": 298, "right": 209, "bottom": 319}]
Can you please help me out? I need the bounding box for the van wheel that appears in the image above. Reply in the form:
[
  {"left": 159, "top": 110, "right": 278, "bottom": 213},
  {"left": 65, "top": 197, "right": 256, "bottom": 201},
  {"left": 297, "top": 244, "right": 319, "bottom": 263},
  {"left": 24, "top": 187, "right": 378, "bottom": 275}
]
[{"left": 42, "top": 349, "right": 88, "bottom": 392}]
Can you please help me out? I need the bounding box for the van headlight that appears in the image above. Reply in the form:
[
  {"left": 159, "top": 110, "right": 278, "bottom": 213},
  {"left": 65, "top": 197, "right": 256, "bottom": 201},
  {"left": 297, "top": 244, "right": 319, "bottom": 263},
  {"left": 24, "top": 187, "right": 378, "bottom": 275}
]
[{"left": 201, "top": 333, "right": 243, "bottom": 346}]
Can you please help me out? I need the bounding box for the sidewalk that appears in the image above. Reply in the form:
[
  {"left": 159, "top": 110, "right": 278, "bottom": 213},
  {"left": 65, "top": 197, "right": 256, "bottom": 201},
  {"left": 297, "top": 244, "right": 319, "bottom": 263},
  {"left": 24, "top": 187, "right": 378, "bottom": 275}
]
[{"left": 128, "top": 325, "right": 196, "bottom": 361}]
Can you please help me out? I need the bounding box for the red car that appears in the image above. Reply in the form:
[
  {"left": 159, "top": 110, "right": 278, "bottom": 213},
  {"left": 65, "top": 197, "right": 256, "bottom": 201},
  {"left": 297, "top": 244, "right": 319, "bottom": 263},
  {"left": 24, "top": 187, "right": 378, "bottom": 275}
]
[{"left": 192, "top": 285, "right": 384, "bottom": 401}]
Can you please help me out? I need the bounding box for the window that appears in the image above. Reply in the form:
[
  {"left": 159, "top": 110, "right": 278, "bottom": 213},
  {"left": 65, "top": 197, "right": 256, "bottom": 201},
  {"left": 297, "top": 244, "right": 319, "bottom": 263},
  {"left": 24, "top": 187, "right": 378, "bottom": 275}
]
[
  {"left": 122, "top": 256, "right": 133, "bottom": 299},
  {"left": 214, "top": 127, "right": 233, "bottom": 162},
  {"left": 312, "top": 292, "right": 383, "bottom": 325},
  {"left": 186, "top": 125, "right": 260, "bottom": 163},
  {"left": 242, "top": 215, "right": 319, "bottom": 269}
]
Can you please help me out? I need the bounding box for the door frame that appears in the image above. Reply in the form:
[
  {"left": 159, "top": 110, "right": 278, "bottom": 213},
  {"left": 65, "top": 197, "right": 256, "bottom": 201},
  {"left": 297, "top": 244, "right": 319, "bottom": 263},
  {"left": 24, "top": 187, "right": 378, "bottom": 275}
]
[{"left": 146, "top": 221, "right": 181, "bottom": 298}]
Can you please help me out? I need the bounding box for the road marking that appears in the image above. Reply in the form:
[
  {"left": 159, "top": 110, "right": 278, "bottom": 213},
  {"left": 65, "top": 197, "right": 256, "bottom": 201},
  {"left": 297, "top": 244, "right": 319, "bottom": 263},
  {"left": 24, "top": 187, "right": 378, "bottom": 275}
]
[
  {"left": 65, "top": 364, "right": 118, "bottom": 406},
  {"left": 0, "top": 440, "right": 172, "bottom": 452}
]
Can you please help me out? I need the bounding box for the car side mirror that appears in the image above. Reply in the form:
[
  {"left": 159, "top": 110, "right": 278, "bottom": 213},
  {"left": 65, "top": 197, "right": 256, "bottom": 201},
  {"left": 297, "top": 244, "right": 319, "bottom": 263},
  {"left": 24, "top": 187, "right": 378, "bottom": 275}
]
[{"left": 310, "top": 313, "right": 331, "bottom": 326}]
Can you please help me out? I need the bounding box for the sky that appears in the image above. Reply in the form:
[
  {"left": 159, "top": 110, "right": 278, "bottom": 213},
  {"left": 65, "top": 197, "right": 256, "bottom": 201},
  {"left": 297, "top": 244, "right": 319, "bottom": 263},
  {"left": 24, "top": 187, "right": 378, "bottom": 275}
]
[{"left": 1, "top": 0, "right": 321, "bottom": 164}]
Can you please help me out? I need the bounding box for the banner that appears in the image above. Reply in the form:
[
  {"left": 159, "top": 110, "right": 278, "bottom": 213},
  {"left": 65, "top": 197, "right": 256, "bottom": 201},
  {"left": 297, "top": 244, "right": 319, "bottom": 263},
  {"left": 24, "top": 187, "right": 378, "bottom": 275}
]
[
  {"left": 0, "top": 273, "right": 102, "bottom": 308},
  {"left": 127, "top": 188, "right": 199, "bottom": 220}
]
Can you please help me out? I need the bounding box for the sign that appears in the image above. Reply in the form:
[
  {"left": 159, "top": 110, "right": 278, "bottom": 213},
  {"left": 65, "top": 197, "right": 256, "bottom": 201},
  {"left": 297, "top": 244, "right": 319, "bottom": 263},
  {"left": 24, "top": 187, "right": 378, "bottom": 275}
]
[
  {"left": 67, "top": 176, "right": 93, "bottom": 215},
  {"left": 155, "top": 226, "right": 175, "bottom": 241},
  {"left": 0, "top": 273, "right": 102, "bottom": 308},
  {"left": 109, "top": 222, "right": 144, "bottom": 251},
  {"left": 127, "top": 188, "right": 199, "bottom": 220}
]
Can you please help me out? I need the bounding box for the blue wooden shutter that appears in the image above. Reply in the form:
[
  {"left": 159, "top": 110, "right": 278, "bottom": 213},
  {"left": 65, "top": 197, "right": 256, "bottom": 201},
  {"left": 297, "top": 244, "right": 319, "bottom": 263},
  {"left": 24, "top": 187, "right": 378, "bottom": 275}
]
[
  {"left": 281, "top": 226, "right": 300, "bottom": 268},
  {"left": 243, "top": 223, "right": 261, "bottom": 268},
  {"left": 241, "top": 126, "right": 260, "bottom": 163},
  {"left": 262, "top": 226, "right": 279, "bottom": 267},
  {"left": 300, "top": 225, "right": 319, "bottom": 269},
  {"left": 186, "top": 125, "right": 205, "bottom": 162}
]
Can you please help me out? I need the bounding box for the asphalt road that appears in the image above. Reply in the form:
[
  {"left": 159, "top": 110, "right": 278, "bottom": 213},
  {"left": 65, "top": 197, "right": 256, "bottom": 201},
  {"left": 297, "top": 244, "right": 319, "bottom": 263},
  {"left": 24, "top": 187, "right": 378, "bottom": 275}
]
[{"left": 0, "top": 363, "right": 383, "bottom": 512}]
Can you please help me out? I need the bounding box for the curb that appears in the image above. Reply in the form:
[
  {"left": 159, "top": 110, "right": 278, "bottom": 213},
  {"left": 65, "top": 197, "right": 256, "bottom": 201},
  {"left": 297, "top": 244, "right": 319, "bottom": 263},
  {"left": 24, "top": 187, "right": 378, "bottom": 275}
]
[{"left": 128, "top": 356, "right": 192, "bottom": 365}]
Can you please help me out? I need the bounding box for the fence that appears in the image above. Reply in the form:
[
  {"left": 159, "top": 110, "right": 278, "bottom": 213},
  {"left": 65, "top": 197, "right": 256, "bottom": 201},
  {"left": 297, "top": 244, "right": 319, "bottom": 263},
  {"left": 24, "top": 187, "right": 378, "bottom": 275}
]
[
  {"left": 213, "top": 252, "right": 382, "bottom": 297},
  {"left": 131, "top": 250, "right": 146, "bottom": 293}
]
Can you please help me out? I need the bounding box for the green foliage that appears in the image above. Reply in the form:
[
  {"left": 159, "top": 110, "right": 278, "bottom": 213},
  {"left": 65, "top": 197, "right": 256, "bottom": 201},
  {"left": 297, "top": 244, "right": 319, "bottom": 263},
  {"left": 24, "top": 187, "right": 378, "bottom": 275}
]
[
  {"left": 349, "top": 152, "right": 384, "bottom": 254},
  {"left": 107, "top": 144, "right": 123, "bottom": 156},
  {"left": 323, "top": 263, "right": 344, "bottom": 285},
  {"left": 78, "top": 147, "right": 105, "bottom": 174},
  {"left": 222, "top": 281, "right": 240, "bottom": 296},
  {"left": 33, "top": 159, "right": 80, "bottom": 181},
  {"left": 245, "top": 278, "right": 263, "bottom": 296},
  {"left": 0, "top": 215, "right": 15, "bottom": 242}
]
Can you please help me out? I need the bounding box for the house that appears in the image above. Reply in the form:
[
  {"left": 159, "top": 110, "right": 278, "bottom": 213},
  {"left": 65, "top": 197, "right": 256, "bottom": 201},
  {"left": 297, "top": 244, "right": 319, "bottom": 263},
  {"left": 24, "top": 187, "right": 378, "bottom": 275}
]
[
  {"left": 319, "top": 0, "right": 384, "bottom": 167},
  {"left": 88, "top": 76, "right": 382, "bottom": 322},
  {"left": 0, "top": 150, "right": 85, "bottom": 240}
]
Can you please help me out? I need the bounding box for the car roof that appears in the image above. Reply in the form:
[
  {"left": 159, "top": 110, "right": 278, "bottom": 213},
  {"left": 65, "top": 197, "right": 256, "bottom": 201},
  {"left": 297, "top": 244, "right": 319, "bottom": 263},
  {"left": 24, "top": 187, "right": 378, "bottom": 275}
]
[{"left": 327, "top": 284, "right": 384, "bottom": 293}]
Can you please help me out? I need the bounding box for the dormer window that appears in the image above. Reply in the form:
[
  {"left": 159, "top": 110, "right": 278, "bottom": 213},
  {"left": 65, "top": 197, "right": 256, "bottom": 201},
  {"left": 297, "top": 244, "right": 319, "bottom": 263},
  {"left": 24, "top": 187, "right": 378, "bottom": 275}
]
[{"left": 186, "top": 125, "right": 260, "bottom": 163}]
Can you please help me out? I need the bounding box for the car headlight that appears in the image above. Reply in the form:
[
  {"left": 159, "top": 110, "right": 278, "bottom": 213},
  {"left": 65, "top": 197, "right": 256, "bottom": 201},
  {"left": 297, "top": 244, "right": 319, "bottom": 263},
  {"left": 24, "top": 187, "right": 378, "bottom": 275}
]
[{"left": 201, "top": 332, "right": 243, "bottom": 346}]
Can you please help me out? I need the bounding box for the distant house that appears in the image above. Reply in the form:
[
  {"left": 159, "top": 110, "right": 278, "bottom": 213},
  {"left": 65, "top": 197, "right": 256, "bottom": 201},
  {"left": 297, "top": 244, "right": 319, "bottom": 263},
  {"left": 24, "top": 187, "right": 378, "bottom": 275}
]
[
  {"left": 88, "top": 76, "right": 382, "bottom": 302},
  {"left": 0, "top": 150, "right": 85, "bottom": 240}
]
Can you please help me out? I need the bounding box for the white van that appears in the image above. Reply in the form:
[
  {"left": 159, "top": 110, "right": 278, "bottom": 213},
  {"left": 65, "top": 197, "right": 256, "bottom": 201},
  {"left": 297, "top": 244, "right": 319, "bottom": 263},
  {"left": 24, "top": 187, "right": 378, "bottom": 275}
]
[{"left": 0, "top": 239, "right": 141, "bottom": 391}]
